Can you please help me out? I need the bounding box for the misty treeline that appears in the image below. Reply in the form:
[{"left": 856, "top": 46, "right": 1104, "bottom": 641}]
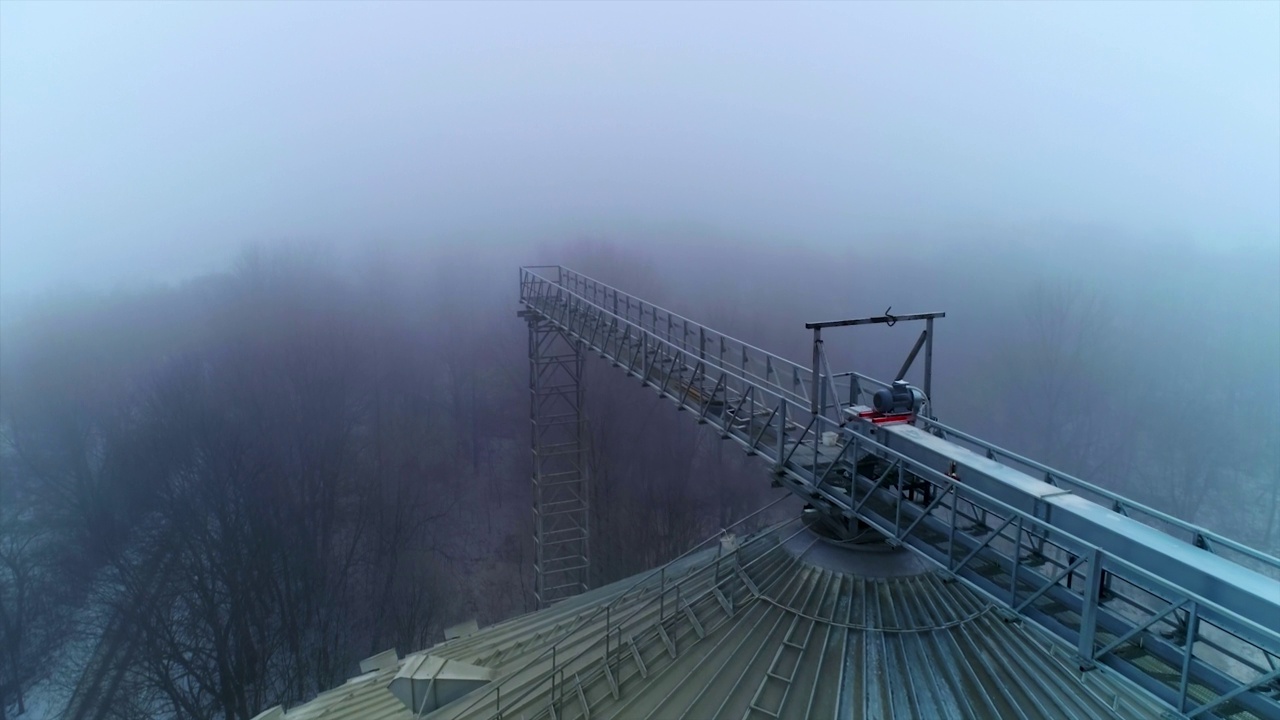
[
  {"left": 2, "top": 235, "right": 1277, "bottom": 718},
  {"left": 0, "top": 241, "right": 776, "bottom": 719}
]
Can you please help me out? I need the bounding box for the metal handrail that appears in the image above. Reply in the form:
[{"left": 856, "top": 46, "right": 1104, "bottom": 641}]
[
  {"left": 522, "top": 274, "right": 813, "bottom": 412},
  {"left": 516, "top": 265, "right": 1280, "bottom": 718},
  {"left": 445, "top": 492, "right": 793, "bottom": 718},
  {"left": 917, "top": 415, "right": 1280, "bottom": 574},
  {"left": 533, "top": 266, "right": 1280, "bottom": 574},
  {"left": 555, "top": 269, "right": 818, "bottom": 392}
]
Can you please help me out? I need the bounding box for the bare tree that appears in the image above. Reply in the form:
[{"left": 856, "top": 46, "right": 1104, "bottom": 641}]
[{"left": 985, "top": 279, "right": 1138, "bottom": 489}]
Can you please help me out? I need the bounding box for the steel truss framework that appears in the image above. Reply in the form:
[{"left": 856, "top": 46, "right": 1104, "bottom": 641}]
[
  {"left": 517, "top": 265, "right": 1280, "bottom": 719},
  {"left": 523, "top": 311, "right": 590, "bottom": 608}
]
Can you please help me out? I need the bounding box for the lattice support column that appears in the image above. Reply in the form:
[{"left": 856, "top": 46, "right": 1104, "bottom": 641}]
[{"left": 527, "top": 314, "right": 590, "bottom": 608}]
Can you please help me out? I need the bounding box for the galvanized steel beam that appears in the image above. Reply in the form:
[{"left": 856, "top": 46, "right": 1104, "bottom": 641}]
[{"left": 517, "top": 265, "right": 1280, "bottom": 718}]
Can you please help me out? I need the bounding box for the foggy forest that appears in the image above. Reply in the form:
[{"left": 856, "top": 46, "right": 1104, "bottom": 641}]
[
  {"left": 3, "top": 236, "right": 1277, "bottom": 718},
  {"left": 2, "top": 2, "right": 1278, "bottom": 719}
]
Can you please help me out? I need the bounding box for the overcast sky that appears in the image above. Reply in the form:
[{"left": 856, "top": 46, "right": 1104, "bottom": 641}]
[{"left": 1, "top": 1, "right": 1277, "bottom": 293}]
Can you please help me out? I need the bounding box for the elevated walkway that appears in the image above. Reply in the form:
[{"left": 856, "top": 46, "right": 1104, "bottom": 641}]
[{"left": 514, "top": 265, "right": 1280, "bottom": 718}]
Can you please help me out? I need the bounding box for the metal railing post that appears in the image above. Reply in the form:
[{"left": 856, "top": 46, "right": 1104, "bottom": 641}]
[
  {"left": 1078, "top": 548, "right": 1103, "bottom": 667},
  {"left": 810, "top": 327, "right": 822, "bottom": 416},
  {"left": 1178, "top": 602, "right": 1200, "bottom": 713}
]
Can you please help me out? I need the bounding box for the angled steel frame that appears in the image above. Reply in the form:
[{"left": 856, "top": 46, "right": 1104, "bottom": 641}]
[{"left": 517, "top": 265, "right": 1280, "bottom": 718}]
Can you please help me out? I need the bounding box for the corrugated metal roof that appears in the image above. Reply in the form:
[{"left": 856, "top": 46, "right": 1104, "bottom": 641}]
[
  {"left": 265, "top": 520, "right": 1172, "bottom": 720},
  {"left": 270, "top": 667, "right": 408, "bottom": 720}
]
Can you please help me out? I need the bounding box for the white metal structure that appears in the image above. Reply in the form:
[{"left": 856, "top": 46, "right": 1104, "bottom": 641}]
[{"left": 517, "top": 265, "right": 1280, "bottom": 719}]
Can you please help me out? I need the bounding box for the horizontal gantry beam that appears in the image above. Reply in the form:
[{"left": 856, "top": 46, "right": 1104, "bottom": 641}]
[{"left": 518, "top": 265, "right": 1280, "bottom": 719}]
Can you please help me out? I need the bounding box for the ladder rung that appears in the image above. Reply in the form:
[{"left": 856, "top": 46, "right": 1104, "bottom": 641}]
[
  {"left": 540, "top": 526, "right": 587, "bottom": 538},
  {"left": 539, "top": 536, "right": 587, "bottom": 549},
  {"left": 538, "top": 470, "right": 583, "bottom": 481},
  {"left": 539, "top": 500, "right": 586, "bottom": 511},
  {"left": 543, "top": 581, "right": 588, "bottom": 593}
]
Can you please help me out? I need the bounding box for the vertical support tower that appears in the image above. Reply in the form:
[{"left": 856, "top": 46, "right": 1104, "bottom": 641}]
[{"left": 526, "top": 314, "right": 590, "bottom": 608}]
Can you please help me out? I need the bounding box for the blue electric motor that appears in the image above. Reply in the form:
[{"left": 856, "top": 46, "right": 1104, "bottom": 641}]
[{"left": 872, "top": 380, "right": 925, "bottom": 414}]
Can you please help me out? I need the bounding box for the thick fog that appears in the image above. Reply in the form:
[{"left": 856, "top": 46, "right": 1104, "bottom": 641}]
[
  {"left": 1, "top": 3, "right": 1278, "bottom": 719},
  {"left": 2, "top": 1, "right": 1278, "bottom": 293}
]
